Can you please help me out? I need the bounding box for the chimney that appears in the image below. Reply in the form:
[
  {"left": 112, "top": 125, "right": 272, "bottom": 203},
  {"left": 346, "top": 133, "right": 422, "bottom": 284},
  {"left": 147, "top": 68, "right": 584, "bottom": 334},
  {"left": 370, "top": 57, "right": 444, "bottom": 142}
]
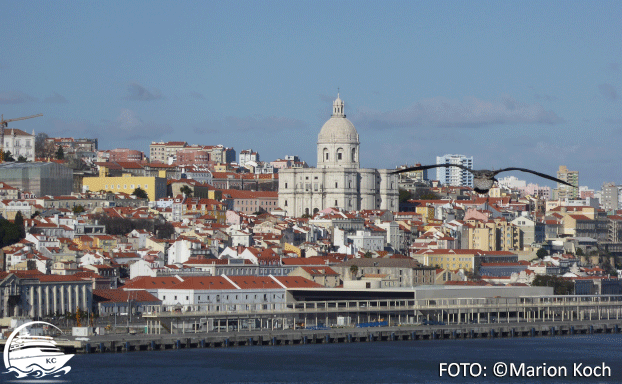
[{"left": 237, "top": 245, "right": 244, "bottom": 255}]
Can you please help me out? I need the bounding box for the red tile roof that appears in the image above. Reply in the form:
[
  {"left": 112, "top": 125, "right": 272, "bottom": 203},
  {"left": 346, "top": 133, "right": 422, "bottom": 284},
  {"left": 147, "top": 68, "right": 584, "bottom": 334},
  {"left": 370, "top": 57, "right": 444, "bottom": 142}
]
[{"left": 93, "top": 289, "right": 161, "bottom": 303}]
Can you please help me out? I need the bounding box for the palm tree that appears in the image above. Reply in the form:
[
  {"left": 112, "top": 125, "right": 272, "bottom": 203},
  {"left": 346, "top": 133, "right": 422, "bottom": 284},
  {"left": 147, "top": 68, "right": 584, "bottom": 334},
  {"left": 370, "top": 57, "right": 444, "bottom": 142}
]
[{"left": 349, "top": 265, "right": 359, "bottom": 279}]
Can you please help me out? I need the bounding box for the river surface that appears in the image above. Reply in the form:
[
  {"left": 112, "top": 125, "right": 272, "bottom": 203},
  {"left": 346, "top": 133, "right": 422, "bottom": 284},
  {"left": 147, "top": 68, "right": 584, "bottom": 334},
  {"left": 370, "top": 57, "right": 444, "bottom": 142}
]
[{"left": 6, "top": 334, "right": 622, "bottom": 383}]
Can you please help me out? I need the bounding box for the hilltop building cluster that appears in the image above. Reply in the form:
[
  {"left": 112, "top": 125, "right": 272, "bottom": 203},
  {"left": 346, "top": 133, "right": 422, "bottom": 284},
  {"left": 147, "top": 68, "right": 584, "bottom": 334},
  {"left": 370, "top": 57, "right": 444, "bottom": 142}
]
[{"left": 1, "top": 95, "right": 622, "bottom": 324}]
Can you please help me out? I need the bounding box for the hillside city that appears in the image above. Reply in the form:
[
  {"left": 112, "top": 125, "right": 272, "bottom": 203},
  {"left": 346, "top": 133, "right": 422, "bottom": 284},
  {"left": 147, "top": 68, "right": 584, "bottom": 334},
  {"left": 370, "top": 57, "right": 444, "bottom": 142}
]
[{"left": 0, "top": 96, "right": 620, "bottom": 329}]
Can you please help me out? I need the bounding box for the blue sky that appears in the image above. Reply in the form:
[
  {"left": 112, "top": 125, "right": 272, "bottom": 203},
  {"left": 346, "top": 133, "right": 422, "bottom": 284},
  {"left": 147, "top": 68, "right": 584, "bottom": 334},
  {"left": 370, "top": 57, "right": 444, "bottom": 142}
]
[{"left": 1, "top": 1, "right": 620, "bottom": 189}]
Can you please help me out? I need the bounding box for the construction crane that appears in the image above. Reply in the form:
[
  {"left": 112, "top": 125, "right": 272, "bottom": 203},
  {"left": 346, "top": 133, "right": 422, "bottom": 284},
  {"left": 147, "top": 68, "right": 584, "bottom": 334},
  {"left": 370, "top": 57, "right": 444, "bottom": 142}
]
[{"left": 0, "top": 113, "right": 43, "bottom": 162}]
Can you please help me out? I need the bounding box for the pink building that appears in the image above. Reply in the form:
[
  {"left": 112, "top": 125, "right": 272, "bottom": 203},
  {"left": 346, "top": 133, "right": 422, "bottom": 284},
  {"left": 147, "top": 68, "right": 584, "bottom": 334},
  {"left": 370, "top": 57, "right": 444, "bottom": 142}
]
[
  {"left": 109, "top": 148, "right": 145, "bottom": 162},
  {"left": 176, "top": 148, "right": 211, "bottom": 165}
]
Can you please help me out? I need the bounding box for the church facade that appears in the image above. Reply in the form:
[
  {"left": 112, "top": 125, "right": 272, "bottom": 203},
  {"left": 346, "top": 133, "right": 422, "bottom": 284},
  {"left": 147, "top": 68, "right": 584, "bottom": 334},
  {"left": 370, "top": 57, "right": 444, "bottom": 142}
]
[{"left": 278, "top": 95, "right": 398, "bottom": 217}]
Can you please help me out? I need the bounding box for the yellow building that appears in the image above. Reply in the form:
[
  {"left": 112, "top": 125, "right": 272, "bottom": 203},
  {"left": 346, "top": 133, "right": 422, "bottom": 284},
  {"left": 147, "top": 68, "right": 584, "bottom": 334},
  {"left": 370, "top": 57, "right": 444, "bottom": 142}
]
[
  {"left": 466, "top": 219, "right": 521, "bottom": 252},
  {"left": 83, "top": 166, "right": 167, "bottom": 201},
  {"left": 284, "top": 243, "right": 301, "bottom": 257},
  {"left": 415, "top": 206, "right": 435, "bottom": 223},
  {"left": 412, "top": 249, "right": 482, "bottom": 272}
]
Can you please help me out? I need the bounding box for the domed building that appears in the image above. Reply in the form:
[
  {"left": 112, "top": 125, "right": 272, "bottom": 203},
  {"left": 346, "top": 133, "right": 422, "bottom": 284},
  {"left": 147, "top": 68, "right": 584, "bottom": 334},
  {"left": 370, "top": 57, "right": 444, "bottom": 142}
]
[{"left": 278, "top": 94, "right": 398, "bottom": 217}]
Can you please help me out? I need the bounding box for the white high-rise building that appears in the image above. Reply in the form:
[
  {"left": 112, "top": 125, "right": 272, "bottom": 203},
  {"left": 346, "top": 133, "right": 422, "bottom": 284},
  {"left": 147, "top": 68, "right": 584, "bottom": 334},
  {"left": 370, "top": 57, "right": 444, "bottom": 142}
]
[
  {"left": 278, "top": 94, "right": 399, "bottom": 217},
  {"left": 436, "top": 154, "right": 473, "bottom": 187}
]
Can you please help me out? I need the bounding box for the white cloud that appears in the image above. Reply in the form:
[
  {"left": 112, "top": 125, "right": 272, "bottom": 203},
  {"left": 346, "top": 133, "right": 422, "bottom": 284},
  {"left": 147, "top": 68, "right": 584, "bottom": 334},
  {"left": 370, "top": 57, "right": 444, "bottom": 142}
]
[
  {"left": 47, "top": 109, "right": 170, "bottom": 143},
  {"left": 598, "top": 83, "right": 618, "bottom": 101},
  {"left": 353, "top": 95, "right": 565, "bottom": 130},
  {"left": 194, "top": 115, "right": 307, "bottom": 134},
  {"left": 0, "top": 91, "right": 37, "bottom": 104},
  {"left": 190, "top": 91, "right": 205, "bottom": 100},
  {"left": 124, "top": 82, "right": 162, "bottom": 101},
  {"left": 44, "top": 92, "right": 68, "bottom": 104}
]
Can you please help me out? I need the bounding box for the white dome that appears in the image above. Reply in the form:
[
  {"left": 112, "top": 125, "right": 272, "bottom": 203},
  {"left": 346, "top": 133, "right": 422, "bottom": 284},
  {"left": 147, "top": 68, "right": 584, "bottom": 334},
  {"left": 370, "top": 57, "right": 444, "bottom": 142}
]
[{"left": 318, "top": 116, "right": 358, "bottom": 143}]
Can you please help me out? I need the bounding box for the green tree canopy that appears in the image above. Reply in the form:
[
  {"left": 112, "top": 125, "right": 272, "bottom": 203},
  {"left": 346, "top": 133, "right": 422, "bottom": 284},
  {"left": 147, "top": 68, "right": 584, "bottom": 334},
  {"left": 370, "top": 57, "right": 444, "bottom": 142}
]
[
  {"left": 56, "top": 146, "right": 64, "bottom": 160},
  {"left": 17, "top": 155, "right": 27, "bottom": 162},
  {"left": 132, "top": 187, "right": 148, "bottom": 199},
  {"left": 14, "top": 211, "right": 26, "bottom": 239},
  {"left": 399, "top": 188, "right": 413, "bottom": 204},
  {"left": 2, "top": 151, "right": 15, "bottom": 162},
  {"left": 531, "top": 275, "right": 574, "bottom": 295},
  {"left": 179, "top": 185, "right": 193, "bottom": 197},
  {"left": 536, "top": 248, "right": 548, "bottom": 259}
]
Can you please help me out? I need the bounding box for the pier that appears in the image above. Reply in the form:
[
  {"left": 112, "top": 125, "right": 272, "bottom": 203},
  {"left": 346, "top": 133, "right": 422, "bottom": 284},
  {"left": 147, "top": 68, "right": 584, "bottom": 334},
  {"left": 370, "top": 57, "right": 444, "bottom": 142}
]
[
  {"left": 1, "top": 320, "right": 620, "bottom": 354},
  {"left": 142, "top": 294, "right": 622, "bottom": 335}
]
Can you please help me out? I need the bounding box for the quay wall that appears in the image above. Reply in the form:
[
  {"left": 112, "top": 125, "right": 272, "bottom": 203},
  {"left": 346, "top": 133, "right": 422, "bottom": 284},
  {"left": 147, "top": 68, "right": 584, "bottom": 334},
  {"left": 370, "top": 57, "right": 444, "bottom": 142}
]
[{"left": 2, "top": 320, "right": 619, "bottom": 354}]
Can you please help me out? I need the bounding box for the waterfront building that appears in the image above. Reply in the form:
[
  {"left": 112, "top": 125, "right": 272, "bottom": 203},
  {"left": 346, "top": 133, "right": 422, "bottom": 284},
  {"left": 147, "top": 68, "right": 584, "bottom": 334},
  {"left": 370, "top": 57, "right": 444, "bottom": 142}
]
[
  {"left": 0, "top": 271, "right": 92, "bottom": 318},
  {"left": 335, "top": 258, "right": 436, "bottom": 287},
  {"left": 122, "top": 275, "right": 321, "bottom": 313},
  {"left": 278, "top": 94, "right": 398, "bottom": 217}
]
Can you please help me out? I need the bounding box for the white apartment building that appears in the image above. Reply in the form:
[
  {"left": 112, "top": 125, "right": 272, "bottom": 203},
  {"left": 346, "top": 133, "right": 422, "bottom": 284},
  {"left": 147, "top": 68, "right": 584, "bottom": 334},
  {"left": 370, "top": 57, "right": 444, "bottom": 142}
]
[{"left": 436, "top": 154, "right": 473, "bottom": 187}]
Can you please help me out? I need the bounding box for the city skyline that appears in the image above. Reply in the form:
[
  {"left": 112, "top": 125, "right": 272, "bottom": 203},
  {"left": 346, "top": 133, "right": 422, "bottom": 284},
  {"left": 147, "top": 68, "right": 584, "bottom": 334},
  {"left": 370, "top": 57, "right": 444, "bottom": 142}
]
[{"left": 1, "top": 1, "right": 620, "bottom": 189}]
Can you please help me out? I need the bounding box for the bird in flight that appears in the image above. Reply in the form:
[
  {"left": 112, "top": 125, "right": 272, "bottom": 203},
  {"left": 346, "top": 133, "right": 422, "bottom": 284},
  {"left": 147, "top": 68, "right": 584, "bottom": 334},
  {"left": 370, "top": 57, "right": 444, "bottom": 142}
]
[{"left": 392, "top": 164, "right": 576, "bottom": 194}]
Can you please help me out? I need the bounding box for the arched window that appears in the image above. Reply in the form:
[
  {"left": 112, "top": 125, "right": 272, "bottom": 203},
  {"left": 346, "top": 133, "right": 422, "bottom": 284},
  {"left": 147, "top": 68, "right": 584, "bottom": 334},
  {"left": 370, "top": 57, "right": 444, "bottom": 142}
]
[
  {"left": 337, "top": 148, "right": 344, "bottom": 161},
  {"left": 323, "top": 148, "right": 329, "bottom": 161},
  {"left": 313, "top": 208, "right": 319, "bottom": 214},
  {"left": 352, "top": 148, "right": 356, "bottom": 162}
]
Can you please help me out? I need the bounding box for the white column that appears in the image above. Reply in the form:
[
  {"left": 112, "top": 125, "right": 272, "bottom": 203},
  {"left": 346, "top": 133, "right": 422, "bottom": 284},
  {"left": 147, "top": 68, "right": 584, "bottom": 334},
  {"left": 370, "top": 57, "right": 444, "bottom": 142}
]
[
  {"left": 37, "top": 286, "right": 43, "bottom": 318},
  {"left": 30, "top": 286, "right": 35, "bottom": 317},
  {"left": 68, "top": 285, "right": 73, "bottom": 313},
  {"left": 82, "top": 285, "right": 87, "bottom": 311},
  {"left": 60, "top": 286, "right": 65, "bottom": 314},
  {"left": 75, "top": 285, "right": 80, "bottom": 312},
  {"left": 53, "top": 286, "right": 58, "bottom": 314},
  {"left": 45, "top": 286, "right": 50, "bottom": 316}
]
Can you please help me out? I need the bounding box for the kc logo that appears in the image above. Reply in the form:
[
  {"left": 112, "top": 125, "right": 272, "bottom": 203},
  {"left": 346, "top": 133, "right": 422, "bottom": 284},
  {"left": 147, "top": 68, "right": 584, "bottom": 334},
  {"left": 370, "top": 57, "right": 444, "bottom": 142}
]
[{"left": 3, "top": 321, "right": 73, "bottom": 379}]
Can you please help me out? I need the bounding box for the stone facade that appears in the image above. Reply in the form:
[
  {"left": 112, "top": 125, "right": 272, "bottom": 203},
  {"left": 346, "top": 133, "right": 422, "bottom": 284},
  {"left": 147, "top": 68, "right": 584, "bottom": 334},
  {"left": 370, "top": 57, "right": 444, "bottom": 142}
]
[{"left": 278, "top": 95, "right": 398, "bottom": 217}]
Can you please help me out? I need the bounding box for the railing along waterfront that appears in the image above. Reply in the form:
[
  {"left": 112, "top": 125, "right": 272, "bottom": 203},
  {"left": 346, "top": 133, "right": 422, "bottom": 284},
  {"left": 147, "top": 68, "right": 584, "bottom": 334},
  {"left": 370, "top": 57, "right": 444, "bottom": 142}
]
[{"left": 142, "top": 295, "right": 622, "bottom": 318}]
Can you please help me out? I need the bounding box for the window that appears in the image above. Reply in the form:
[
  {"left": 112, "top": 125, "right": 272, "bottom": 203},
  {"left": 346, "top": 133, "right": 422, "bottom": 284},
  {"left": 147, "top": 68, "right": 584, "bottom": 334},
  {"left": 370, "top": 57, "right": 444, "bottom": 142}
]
[{"left": 338, "top": 153, "right": 342, "bottom": 160}]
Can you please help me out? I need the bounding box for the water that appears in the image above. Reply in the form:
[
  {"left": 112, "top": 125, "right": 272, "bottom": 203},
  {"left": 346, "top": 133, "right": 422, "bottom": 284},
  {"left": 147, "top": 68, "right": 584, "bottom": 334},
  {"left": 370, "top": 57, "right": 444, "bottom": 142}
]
[{"left": 14, "top": 334, "right": 622, "bottom": 383}]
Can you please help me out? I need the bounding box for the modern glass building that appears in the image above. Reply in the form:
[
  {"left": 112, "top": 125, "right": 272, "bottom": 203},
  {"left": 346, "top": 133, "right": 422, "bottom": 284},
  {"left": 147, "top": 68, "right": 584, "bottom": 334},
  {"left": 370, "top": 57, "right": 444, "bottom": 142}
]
[{"left": 0, "top": 162, "right": 73, "bottom": 197}]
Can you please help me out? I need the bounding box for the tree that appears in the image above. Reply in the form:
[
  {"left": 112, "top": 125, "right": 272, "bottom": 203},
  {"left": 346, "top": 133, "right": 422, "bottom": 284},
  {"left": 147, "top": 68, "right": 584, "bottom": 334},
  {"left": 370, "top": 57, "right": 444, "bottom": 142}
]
[
  {"left": 56, "top": 146, "right": 64, "bottom": 160},
  {"left": 363, "top": 251, "right": 373, "bottom": 258},
  {"left": 0, "top": 218, "right": 22, "bottom": 248},
  {"left": 349, "top": 265, "right": 359, "bottom": 279},
  {"left": 399, "top": 188, "right": 413, "bottom": 204},
  {"left": 132, "top": 187, "right": 148, "bottom": 199},
  {"left": 14, "top": 211, "right": 26, "bottom": 239},
  {"left": 72, "top": 205, "right": 85, "bottom": 214},
  {"left": 531, "top": 275, "right": 574, "bottom": 295},
  {"left": 413, "top": 190, "right": 441, "bottom": 200},
  {"left": 576, "top": 248, "right": 585, "bottom": 257},
  {"left": 35, "top": 132, "right": 50, "bottom": 158},
  {"left": 2, "top": 151, "right": 15, "bottom": 162},
  {"left": 536, "top": 248, "right": 548, "bottom": 259},
  {"left": 17, "top": 155, "right": 27, "bottom": 162},
  {"left": 179, "top": 185, "right": 193, "bottom": 197}
]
